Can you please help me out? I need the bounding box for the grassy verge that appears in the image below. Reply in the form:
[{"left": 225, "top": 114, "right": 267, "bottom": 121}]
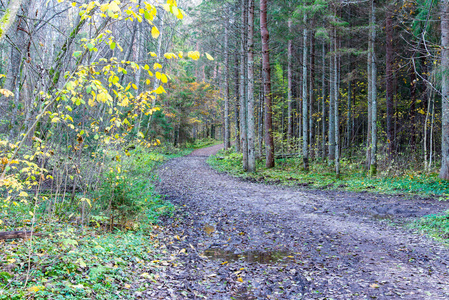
[
  {"left": 0, "top": 145, "right": 191, "bottom": 299},
  {"left": 208, "top": 149, "right": 449, "bottom": 198},
  {"left": 185, "top": 137, "right": 223, "bottom": 150},
  {"left": 411, "top": 211, "right": 449, "bottom": 243}
]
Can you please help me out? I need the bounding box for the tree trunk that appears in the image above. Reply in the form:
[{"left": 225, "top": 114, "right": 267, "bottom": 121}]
[
  {"left": 0, "top": 0, "right": 23, "bottom": 43},
  {"left": 334, "top": 28, "right": 340, "bottom": 177},
  {"left": 369, "top": 0, "right": 378, "bottom": 176},
  {"left": 302, "top": 15, "right": 309, "bottom": 171},
  {"left": 287, "top": 19, "right": 293, "bottom": 147},
  {"left": 240, "top": 0, "right": 248, "bottom": 170},
  {"left": 260, "top": 0, "right": 274, "bottom": 168},
  {"left": 328, "top": 38, "right": 335, "bottom": 162},
  {"left": 386, "top": 9, "right": 394, "bottom": 159},
  {"left": 234, "top": 52, "right": 241, "bottom": 152},
  {"left": 440, "top": 0, "right": 449, "bottom": 179},
  {"left": 309, "top": 21, "right": 315, "bottom": 160},
  {"left": 224, "top": 23, "right": 231, "bottom": 150},
  {"left": 409, "top": 69, "right": 416, "bottom": 151},
  {"left": 247, "top": 0, "right": 256, "bottom": 172},
  {"left": 321, "top": 42, "right": 326, "bottom": 159}
]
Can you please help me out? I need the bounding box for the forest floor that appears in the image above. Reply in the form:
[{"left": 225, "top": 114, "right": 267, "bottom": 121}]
[{"left": 143, "top": 144, "right": 449, "bottom": 299}]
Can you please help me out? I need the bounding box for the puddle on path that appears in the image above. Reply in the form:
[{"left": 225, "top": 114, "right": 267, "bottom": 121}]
[
  {"left": 204, "top": 248, "right": 296, "bottom": 264},
  {"left": 372, "top": 214, "right": 393, "bottom": 220}
]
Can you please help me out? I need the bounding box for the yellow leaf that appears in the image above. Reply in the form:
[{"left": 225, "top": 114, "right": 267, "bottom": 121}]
[
  {"left": 0, "top": 89, "right": 14, "bottom": 98},
  {"left": 100, "top": 3, "right": 109, "bottom": 11},
  {"left": 108, "top": 1, "right": 120, "bottom": 13},
  {"left": 86, "top": 2, "right": 95, "bottom": 12},
  {"left": 151, "top": 26, "right": 160, "bottom": 39},
  {"left": 188, "top": 51, "right": 200, "bottom": 60},
  {"left": 237, "top": 277, "right": 243, "bottom": 282},
  {"left": 153, "top": 86, "right": 166, "bottom": 94},
  {"left": 149, "top": 52, "right": 157, "bottom": 57},
  {"left": 124, "top": 284, "right": 131, "bottom": 289},
  {"left": 178, "top": 51, "right": 183, "bottom": 58},
  {"left": 7, "top": 258, "right": 16, "bottom": 264},
  {"left": 27, "top": 286, "right": 44, "bottom": 293},
  {"left": 164, "top": 53, "right": 177, "bottom": 59},
  {"left": 162, "top": 3, "right": 170, "bottom": 11},
  {"left": 51, "top": 117, "right": 60, "bottom": 123},
  {"left": 132, "top": 83, "right": 138, "bottom": 90},
  {"left": 167, "top": 0, "right": 177, "bottom": 5},
  {"left": 160, "top": 74, "right": 168, "bottom": 83},
  {"left": 370, "top": 283, "right": 380, "bottom": 288},
  {"left": 205, "top": 52, "right": 214, "bottom": 60},
  {"left": 153, "top": 63, "right": 162, "bottom": 70},
  {"left": 19, "top": 191, "right": 29, "bottom": 197},
  {"left": 97, "top": 92, "right": 108, "bottom": 103}
]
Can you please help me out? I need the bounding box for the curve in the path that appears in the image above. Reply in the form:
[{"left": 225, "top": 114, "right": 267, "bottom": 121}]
[{"left": 156, "top": 145, "right": 449, "bottom": 299}]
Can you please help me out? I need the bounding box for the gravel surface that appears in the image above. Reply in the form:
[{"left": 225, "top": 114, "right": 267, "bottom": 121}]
[{"left": 145, "top": 144, "right": 449, "bottom": 299}]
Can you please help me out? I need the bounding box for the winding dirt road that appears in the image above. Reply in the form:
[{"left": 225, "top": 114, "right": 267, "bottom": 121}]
[{"left": 152, "top": 144, "right": 449, "bottom": 299}]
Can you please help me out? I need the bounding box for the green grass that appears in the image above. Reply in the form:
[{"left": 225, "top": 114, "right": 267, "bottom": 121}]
[
  {"left": 186, "top": 137, "right": 222, "bottom": 150},
  {"left": 0, "top": 229, "right": 162, "bottom": 299},
  {"left": 208, "top": 149, "right": 449, "bottom": 197},
  {"left": 412, "top": 211, "right": 449, "bottom": 242},
  {"left": 0, "top": 145, "right": 191, "bottom": 299}
]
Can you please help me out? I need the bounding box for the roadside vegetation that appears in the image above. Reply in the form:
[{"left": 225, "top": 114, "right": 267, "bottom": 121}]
[
  {"left": 209, "top": 149, "right": 449, "bottom": 197},
  {"left": 0, "top": 138, "right": 216, "bottom": 299}
]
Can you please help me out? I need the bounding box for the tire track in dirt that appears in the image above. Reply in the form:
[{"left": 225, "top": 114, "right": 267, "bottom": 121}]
[{"left": 150, "top": 144, "right": 449, "bottom": 299}]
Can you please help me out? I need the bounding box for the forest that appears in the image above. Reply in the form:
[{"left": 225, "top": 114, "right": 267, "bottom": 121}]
[{"left": 1, "top": 0, "right": 449, "bottom": 298}]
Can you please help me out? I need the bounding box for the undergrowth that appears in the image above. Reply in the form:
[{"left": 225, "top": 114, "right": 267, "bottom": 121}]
[
  {"left": 412, "top": 211, "right": 449, "bottom": 242},
  {"left": 0, "top": 145, "right": 188, "bottom": 299},
  {"left": 208, "top": 149, "right": 449, "bottom": 197}
]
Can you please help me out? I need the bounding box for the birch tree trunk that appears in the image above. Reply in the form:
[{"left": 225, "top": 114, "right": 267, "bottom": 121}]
[
  {"left": 260, "top": 0, "right": 274, "bottom": 168},
  {"left": 240, "top": 0, "right": 248, "bottom": 170},
  {"left": 302, "top": 15, "right": 309, "bottom": 171},
  {"left": 369, "top": 0, "right": 378, "bottom": 176},
  {"left": 287, "top": 19, "right": 293, "bottom": 147},
  {"left": 247, "top": 0, "right": 256, "bottom": 172},
  {"left": 439, "top": 0, "right": 449, "bottom": 179},
  {"left": 334, "top": 28, "right": 340, "bottom": 177},
  {"left": 0, "top": 0, "right": 23, "bottom": 43}
]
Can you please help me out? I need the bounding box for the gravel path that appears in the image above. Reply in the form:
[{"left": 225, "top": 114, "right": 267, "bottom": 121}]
[{"left": 149, "top": 144, "right": 449, "bottom": 299}]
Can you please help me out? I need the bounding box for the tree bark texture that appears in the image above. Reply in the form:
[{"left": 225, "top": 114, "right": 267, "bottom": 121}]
[
  {"left": 369, "top": 0, "right": 378, "bottom": 176},
  {"left": 260, "top": 0, "right": 274, "bottom": 168},
  {"left": 224, "top": 23, "right": 231, "bottom": 150},
  {"left": 440, "top": 0, "right": 449, "bottom": 179},
  {"left": 247, "top": 0, "right": 256, "bottom": 172},
  {"left": 287, "top": 19, "right": 293, "bottom": 146},
  {"left": 0, "top": 0, "right": 23, "bottom": 43},
  {"left": 302, "top": 15, "right": 309, "bottom": 170},
  {"left": 386, "top": 9, "right": 394, "bottom": 159}
]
